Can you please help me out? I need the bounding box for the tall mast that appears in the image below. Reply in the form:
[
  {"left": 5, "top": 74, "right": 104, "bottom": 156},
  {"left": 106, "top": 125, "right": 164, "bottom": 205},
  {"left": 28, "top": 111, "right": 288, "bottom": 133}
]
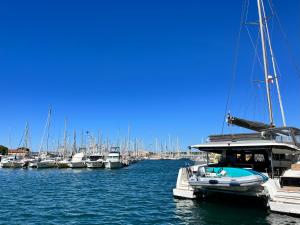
[
  {"left": 73, "top": 129, "right": 77, "bottom": 154},
  {"left": 39, "top": 106, "right": 52, "bottom": 153},
  {"left": 260, "top": 0, "right": 286, "bottom": 127},
  {"left": 24, "top": 122, "right": 29, "bottom": 149},
  {"left": 63, "top": 118, "right": 67, "bottom": 157},
  {"left": 257, "top": 0, "right": 274, "bottom": 126},
  {"left": 176, "top": 137, "right": 180, "bottom": 158},
  {"left": 46, "top": 106, "right": 52, "bottom": 152}
]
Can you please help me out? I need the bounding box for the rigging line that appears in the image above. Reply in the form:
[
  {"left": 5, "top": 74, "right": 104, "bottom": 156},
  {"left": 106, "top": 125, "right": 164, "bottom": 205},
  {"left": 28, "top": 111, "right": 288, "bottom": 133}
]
[
  {"left": 17, "top": 132, "right": 25, "bottom": 149},
  {"left": 245, "top": 27, "right": 263, "bottom": 70},
  {"left": 268, "top": 0, "right": 300, "bottom": 79},
  {"left": 221, "top": 0, "right": 249, "bottom": 134},
  {"left": 244, "top": 30, "right": 261, "bottom": 119}
]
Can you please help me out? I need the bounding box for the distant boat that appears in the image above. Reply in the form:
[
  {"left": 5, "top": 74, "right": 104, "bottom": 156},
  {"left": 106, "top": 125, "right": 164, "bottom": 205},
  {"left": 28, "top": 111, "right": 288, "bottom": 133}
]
[
  {"left": 69, "top": 152, "right": 86, "bottom": 168},
  {"left": 57, "top": 159, "right": 70, "bottom": 168},
  {"left": 86, "top": 154, "right": 104, "bottom": 168},
  {"left": 37, "top": 159, "right": 57, "bottom": 169},
  {"left": 0, "top": 157, "right": 23, "bottom": 168},
  {"left": 105, "top": 147, "right": 122, "bottom": 169}
]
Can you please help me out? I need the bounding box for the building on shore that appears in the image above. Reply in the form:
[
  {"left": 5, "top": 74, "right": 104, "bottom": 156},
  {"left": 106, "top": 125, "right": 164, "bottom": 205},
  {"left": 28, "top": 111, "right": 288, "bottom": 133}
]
[{"left": 8, "top": 148, "right": 30, "bottom": 157}]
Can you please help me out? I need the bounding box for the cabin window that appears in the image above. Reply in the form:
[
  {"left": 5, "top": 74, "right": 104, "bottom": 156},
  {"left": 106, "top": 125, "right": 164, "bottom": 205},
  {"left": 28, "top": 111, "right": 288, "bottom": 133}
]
[
  {"left": 273, "top": 154, "right": 285, "bottom": 160},
  {"left": 281, "top": 177, "right": 300, "bottom": 187},
  {"left": 254, "top": 154, "right": 265, "bottom": 162},
  {"left": 245, "top": 154, "right": 253, "bottom": 162},
  {"left": 294, "top": 134, "right": 300, "bottom": 145},
  {"left": 275, "top": 134, "right": 293, "bottom": 144}
]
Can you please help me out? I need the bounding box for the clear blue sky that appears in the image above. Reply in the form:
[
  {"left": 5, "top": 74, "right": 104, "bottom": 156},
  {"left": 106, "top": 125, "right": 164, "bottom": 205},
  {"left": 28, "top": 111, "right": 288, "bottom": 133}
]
[{"left": 0, "top": 0, "right": 299, "bottom": 150}]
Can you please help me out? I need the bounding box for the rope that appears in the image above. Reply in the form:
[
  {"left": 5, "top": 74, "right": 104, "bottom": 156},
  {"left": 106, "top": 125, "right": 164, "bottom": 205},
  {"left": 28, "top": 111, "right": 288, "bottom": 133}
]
[
  {"left": 244, "top": 30, "right": 261, "bottom": 120},
  {"left": 221, "top": 0, "right": 249, "bottom": 134}
]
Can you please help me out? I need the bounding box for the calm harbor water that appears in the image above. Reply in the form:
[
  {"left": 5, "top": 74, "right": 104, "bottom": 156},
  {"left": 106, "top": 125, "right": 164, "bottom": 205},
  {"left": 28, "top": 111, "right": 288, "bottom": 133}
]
[{"left": 0, "top": 160, "right": 300, "bottom": 225}]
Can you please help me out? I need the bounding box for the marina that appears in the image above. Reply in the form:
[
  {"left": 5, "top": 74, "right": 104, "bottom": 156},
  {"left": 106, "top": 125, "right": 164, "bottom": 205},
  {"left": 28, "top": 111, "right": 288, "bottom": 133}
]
[{"left": 0, "top": 0, "right": 300, "bottom": 224}]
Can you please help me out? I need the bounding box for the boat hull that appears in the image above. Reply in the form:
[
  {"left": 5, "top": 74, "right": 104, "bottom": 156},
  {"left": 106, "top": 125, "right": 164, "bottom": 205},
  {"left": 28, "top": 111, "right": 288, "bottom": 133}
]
[
  {"left": 86, "top": 161, "right": 104, "bottom": 168},
  {"left": 0, "top": 162, "right": 23, "bottom": 168},
  {"left": 57, "top": 162, "right": 69, "bottom": 168},
  {"left": 105, "top": 161, "right": 122, "bottom": 169},
  {"left": 69, "top": 162, "right": 86, "bottom": 168},
  {"left": 37, "top": 161, "right": 57, "bottom": 168}
]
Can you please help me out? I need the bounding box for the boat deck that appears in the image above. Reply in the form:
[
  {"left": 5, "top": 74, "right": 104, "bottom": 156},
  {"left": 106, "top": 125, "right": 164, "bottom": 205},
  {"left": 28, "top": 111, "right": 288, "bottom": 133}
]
[{"left": 280, "top": 186, "right": 300, "bottom": 192}]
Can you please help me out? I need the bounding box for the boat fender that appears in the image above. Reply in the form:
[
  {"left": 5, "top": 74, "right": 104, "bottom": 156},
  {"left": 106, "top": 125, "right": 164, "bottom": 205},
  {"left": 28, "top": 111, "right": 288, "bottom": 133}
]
[{"left": 209, "top": 180, "right": 218, "bottom": 184}]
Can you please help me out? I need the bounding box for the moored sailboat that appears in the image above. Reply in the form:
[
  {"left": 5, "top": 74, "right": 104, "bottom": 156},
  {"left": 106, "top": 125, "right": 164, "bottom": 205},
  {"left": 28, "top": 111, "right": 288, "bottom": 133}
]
[{"left": 173, "top": 0, "right": 300, "bottom": 205}]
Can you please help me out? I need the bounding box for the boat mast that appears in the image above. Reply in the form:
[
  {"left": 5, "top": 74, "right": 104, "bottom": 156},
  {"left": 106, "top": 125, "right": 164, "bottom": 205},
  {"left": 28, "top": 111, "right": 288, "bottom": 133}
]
[
  {"left": 24, "top": 122, "right": 29, "bottom": 149},
  {"left": 63, "top": 118, "right": 67, "bottom": 158},
  {"left": 257, "top": 0, "right": 274, "bottom": 126},
  {"left": 260, "top": 0, "right": 287, "bottom": 127},
  {"left": 73, "top": 129, "right": 77, "bottom": 154},
  {"left": 39, "top": 106, "right": 52, "bottom": 153}
]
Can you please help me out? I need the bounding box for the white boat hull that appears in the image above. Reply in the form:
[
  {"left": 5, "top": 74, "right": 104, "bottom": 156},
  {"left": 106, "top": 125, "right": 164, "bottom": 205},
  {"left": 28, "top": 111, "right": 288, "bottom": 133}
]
[
  {"left": 105, "top": 161, "right": 122, "bottom": 169},
  {"left": 57, "top": 161, "right": 69, "bottom": 168},
  {"left": 86, "top": 161, "right": 104, "bottom": 168},
  {"left": 0, "top": 162, "right": 23, "bottom": 168},
  {"left": 37, "top": 161, "right": 57, "bottom": 168},
  {"left": 69, "top": 162, "right": 86, "bottom": 168}
]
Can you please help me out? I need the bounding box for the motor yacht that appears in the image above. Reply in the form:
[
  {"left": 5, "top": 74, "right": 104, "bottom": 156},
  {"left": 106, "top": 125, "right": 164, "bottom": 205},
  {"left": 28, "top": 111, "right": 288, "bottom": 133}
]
[
  {"left": 69, "top": 152, "right": 86, "bottom": 168},
  {"left": 105, "top": 147, "right": 122, "bottom": 169},
  {"left": 86, "top": 154, "right": 104, "bottom": 168}
]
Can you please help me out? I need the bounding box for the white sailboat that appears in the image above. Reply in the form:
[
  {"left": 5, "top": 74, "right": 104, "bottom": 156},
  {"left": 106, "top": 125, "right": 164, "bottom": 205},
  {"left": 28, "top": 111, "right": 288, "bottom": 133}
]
[
  {"left": 37, "top": 106, "right": 57, "bottom": 169},
  {"left": 57, "top": 119, "right": 70, "bottom": 168},
  {"left": 37, "top": 158, "right": 57, "bottom": 168},
  {"left": 0, "top": 156, "right": 23, "bottom": 168},
  {"left": 173, "top": 0, "right": 300, "bottom": 206}
]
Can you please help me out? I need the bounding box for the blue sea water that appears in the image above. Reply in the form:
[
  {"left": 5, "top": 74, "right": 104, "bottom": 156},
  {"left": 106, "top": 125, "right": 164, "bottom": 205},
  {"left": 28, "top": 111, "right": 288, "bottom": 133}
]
[{"left": 0, "top": 160, "right": 299, "bottom": 225}]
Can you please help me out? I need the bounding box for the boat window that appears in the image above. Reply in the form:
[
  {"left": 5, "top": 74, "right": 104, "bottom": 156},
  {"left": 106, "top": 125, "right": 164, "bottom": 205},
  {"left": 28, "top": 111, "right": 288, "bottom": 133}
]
[
  {"left": 293, "top": 130, "right": 300, "bottom": 145},
  {"left": 273, "top": 154, "right": 285, "bottom": 160},
  {"left": 281, "top": 177, "right": 300, "bottom": 187},
  {"left": 275, "top": 133, "right": 293, "bottom": 144},
  {"left": 254, "top": 154, "right": 265, "bottom": 162},
  {"left": 245, "top": 154, "right": 253, "bottom": 162}
]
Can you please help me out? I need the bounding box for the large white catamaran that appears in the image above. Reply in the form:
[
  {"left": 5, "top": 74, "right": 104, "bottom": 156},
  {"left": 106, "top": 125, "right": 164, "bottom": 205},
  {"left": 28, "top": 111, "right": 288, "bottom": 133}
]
[{"left": 173, "top": 0, "right": 300, "bottom": 215}]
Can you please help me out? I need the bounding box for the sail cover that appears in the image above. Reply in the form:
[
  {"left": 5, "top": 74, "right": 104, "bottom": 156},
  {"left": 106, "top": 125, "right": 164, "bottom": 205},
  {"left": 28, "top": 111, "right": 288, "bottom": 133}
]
[{"left": 227, "top": 115, "right": 273, "bottom": 132}]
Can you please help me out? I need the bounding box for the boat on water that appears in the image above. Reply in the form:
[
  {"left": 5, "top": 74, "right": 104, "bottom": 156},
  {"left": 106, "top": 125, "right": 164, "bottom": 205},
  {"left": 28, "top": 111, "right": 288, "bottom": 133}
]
[
  {"left": 37, "top": 159, "right": 57, "bottom": 168},
  {"left": 69, "top": 152, "right": 86, "bottom": 168},
  {"left": 189, "top": 166, "right": 268, "bottom": 194},
  {"left": 0, "top": 157, "right": 23, "bottom": 168},
  {"left": 105, "top": 147, "right": 123, "bottom": 169},
  {"left": 265, "top": 163, "right": 300, "bottom": 215},
  {"left": 57, "top": 159, "right": 70, "bottom": 168},
  {"left": 28, "top": 159, "right": 38, "bottom": 168},
  {"left": 86, "top": 154, "right": 104, "bottom": 168},
  {"left": 174, "top": 0, "right": 300, "bottom": 216}
]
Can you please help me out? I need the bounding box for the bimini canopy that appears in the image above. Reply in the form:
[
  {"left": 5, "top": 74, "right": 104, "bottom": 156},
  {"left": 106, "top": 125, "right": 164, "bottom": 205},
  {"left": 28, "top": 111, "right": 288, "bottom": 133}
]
[{"left": 190, "top": 140, "right": 300, "bottom": 155}]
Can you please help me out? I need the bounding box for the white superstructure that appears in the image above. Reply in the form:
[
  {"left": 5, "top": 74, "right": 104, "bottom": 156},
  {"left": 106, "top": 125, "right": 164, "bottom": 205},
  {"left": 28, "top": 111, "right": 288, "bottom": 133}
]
[
  {"left": 69, "top": 152, "right": 86, "bottom": 168},
  {"left": 105, "top": 150, "right": 122, "bottom": 169}
]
